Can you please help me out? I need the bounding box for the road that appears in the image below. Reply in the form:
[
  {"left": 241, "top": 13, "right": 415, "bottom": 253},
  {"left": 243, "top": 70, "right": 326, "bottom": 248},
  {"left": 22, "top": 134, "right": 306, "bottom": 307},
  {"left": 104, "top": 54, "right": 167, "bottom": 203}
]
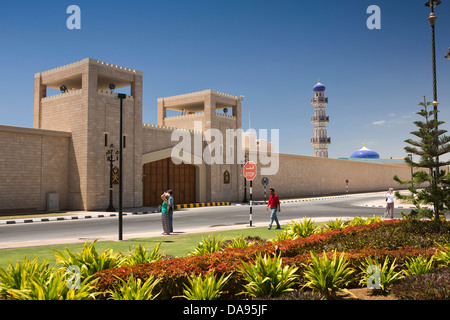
[{"left": 0, "top": 192, "right": 410, "bottom": 248}]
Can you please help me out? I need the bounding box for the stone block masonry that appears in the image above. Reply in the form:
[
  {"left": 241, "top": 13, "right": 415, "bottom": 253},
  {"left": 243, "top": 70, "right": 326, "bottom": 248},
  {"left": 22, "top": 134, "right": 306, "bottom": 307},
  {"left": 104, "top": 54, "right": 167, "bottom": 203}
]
[{"left": 0, "top": 125, "right": 70, "bottom": 213}]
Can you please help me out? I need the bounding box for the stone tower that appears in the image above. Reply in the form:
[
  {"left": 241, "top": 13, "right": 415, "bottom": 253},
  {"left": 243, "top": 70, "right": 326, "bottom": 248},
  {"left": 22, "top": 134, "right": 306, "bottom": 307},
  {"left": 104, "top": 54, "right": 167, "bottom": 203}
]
[
  {"left": 33, "top": 58, "right": 143, "bottom": 210},
  {"left": 157, "top": 89, "right": 243, "bottom": 202},
  {"left": 310, "top": 81, "right": 331, "bottom": 157}
]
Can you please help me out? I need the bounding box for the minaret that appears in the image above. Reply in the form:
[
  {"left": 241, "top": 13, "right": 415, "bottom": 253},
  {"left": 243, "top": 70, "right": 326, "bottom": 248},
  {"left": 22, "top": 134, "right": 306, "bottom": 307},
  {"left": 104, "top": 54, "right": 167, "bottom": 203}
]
[{"left": 311, "top": 81, "right": 331, "bottom": 157}]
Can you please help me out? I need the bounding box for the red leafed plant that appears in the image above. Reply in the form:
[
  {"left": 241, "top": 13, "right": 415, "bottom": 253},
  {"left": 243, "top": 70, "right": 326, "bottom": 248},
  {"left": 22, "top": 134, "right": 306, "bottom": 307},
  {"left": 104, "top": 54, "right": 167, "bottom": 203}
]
[{"left": 93, "top": 219, "right": 450, "bottom": 300}]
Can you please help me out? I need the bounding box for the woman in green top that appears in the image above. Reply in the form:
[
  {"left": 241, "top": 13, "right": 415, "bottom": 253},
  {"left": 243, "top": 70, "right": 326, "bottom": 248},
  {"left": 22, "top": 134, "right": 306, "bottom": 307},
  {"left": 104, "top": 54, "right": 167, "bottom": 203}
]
[{"left": 161, "top": 193, "right": 171, "bottom": 235}]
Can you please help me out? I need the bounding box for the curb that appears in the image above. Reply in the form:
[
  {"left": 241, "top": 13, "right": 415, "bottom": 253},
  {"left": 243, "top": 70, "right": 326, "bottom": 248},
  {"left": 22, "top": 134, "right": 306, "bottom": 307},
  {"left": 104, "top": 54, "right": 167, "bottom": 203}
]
[
  {"left": 175, "top": 202, "right": 231, "bottom": 209},
  {"left": 236, "top": 195, "right": 350, "bottom": 206},
  {"left": 0, "top": 211, "right": 155, "bottom": 225},
  {"left": 0, "top": 202, "right": 232, "bottom": 225},
  {"left": 362, "top": 204, "right": 432, "bottom": 209}
]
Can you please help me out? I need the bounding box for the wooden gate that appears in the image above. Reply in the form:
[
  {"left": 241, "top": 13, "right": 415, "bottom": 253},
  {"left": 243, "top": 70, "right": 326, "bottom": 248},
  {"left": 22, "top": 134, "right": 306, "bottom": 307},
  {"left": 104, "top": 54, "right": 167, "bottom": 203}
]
[{"left": 142, "top": 158, "right": 196, "bottom": 207}]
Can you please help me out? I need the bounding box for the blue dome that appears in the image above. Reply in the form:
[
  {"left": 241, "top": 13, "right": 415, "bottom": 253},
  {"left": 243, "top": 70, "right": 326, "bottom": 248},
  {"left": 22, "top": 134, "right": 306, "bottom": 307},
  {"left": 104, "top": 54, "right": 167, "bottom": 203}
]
[
  {"left": 313, "top": 82, "right": 325, "bottom": 92},
  {"left": 350, "top": 145, "right": 380, "bottom": 159}
]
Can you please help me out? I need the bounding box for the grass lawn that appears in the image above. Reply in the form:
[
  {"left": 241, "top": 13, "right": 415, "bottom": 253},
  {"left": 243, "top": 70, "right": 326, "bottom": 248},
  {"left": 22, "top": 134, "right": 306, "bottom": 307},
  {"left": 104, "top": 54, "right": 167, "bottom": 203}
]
[{"left": 0, "top": 225, "right": 291, "bottom": 270}]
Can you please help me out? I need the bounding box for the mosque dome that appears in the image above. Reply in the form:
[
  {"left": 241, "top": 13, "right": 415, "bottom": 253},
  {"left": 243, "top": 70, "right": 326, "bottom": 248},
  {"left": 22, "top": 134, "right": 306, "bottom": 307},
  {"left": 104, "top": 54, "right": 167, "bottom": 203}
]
[
  {"left": 350, "top": 143, "right": 380, "bottom": 159},
  {"left": 313, "top": 82, "right": 326, "bottom": 92}
]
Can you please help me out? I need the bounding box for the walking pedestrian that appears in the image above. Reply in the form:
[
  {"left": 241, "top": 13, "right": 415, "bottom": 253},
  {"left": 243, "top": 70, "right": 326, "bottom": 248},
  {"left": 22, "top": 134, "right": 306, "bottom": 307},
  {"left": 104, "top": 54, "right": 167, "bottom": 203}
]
[
  {"left": 266, "top": 188, "right": 281, "bottom": 230},
  {"left": 384, "top": 188, "right": 395, "bottom": 219},
  {"left": 160, "top": 193, "right": 171, "bottom": 235},
  {"left": 167, "top": 189, "right": 174, "bottom": 233}
]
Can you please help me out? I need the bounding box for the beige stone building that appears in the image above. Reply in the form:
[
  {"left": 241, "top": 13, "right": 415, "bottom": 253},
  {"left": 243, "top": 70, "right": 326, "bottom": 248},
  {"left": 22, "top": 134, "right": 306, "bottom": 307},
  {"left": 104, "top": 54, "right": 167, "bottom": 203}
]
[{"left": 0, "top": 58, "right": 414, "bottom": 213}]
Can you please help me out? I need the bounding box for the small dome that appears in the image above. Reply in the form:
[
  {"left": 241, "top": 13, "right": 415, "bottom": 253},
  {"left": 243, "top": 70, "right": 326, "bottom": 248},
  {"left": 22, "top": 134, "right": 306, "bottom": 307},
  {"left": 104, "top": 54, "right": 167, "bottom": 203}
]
[
  {"left": 350, "top": 144, "right": 380, "bottom": 159},
  {"left": 313, "top": 82, "right": 325, "bottom": 92}
]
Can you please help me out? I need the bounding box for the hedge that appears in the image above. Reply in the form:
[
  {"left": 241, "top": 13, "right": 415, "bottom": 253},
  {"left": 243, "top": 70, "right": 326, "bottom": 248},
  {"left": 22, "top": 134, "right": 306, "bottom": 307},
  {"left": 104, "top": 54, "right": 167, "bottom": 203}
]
[{"left": 93, "top": 219, "right": 450, "bottom": 300}]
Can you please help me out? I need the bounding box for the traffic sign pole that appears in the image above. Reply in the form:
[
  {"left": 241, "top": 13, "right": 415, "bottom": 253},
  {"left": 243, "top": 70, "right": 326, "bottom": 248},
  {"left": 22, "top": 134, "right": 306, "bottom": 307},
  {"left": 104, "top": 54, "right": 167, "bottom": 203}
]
[
  {"left": 243, "top": 161, "right": 257, "bottom": 227},
  {"left": 249, "top": 180, "right": 253, "bottom": 227}
]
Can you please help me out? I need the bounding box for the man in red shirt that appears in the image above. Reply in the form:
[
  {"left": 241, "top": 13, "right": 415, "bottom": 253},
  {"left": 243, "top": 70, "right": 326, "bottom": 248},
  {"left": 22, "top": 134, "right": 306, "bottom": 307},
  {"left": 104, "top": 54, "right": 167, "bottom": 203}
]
[{"left": 266, "top": 188, "right": 281, "bottom": 230}]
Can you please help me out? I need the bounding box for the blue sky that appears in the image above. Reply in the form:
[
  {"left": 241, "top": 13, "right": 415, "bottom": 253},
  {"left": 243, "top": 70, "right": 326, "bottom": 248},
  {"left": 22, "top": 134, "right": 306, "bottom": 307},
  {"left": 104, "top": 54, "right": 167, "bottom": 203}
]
[{"left": 1, "top": 0, "right": 449, "bottom": 160}]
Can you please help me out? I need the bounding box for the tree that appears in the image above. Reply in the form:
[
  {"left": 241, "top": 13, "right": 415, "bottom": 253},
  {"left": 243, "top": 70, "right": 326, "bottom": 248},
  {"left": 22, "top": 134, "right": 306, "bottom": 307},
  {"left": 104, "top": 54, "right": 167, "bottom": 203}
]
[{"left": 393, "top": 97, "right": 450, "bottom": 223}]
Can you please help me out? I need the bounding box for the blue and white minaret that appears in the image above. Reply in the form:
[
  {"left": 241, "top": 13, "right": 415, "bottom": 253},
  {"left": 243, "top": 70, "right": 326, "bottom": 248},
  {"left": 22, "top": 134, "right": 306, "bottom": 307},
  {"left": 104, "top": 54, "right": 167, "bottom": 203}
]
[{"left": 311, "top": 81, "right": 331, "bottom": 157}]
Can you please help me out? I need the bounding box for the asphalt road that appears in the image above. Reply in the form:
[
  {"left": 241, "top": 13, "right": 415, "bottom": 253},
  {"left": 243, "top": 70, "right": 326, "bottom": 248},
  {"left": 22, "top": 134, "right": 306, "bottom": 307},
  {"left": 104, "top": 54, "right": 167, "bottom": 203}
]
[{"left": 0, "top": 192, "right": 409, "bottom": 248}]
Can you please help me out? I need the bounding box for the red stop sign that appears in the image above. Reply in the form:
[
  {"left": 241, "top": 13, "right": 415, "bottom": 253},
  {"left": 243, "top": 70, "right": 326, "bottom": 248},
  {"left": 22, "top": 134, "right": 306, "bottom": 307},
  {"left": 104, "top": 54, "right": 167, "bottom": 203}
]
[{"left": 243, "top": 161, "right": 257, "bottom": 181}]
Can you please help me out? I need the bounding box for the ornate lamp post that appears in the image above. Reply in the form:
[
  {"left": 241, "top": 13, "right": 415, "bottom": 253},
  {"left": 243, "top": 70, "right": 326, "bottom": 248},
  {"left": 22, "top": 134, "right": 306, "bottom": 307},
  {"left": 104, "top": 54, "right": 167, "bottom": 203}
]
[{"left": 106, "top": 144, "right": 119, "bottom": 212}]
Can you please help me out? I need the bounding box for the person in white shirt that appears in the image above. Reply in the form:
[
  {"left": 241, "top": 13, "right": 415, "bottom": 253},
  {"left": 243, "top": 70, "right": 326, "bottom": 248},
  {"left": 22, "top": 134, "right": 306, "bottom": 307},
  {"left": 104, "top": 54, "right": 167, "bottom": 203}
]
[{"left": 384, "top": 188, "right": 395, "bottom": 219}]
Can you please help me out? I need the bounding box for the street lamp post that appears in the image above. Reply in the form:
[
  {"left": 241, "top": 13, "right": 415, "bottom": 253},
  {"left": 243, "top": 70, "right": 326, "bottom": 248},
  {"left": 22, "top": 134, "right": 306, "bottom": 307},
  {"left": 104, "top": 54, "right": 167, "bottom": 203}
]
[
  {"left": 106, "top": 144, "right": 118, "bottom": 212},
  {"left": 425, "top": 0, "right": 441, "bottom": 219},
  {"left": 117, "top": 93, "right": 126, "bottom": 240}
]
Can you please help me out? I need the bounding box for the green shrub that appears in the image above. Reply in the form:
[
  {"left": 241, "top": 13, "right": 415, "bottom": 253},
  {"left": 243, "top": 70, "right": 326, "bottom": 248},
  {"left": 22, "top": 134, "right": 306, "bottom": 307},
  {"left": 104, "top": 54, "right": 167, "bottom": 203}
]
[
  {"left": 224, "top": 236, "right": 256, "bottom": 249},
  {"left": 302, "top": 250, "right": 355, "bottom": 299},
  {"left": 94, "top": 220, "right": 450, "bottom": 300},
  {"left": 347, "top": 215, "right": 382, "bottom": 227},
  {"left": 271, "top": 217, "right": 317, "bottom": 242},
  {"left": 286, "top": 217, "right": 317, "bottom": 238},
  {"left": 124, "top": 243, "right": 163, "bottom": 265},
  {"left": 189, "top": 234, "right": 223, "bottom": 256},
  {"left": 358, "top": 257, "right": 404, "bottom": 292},
  {"left": 108, "top": 273, "right": 161, "bottom": 300},
  {"left": 322, "top": 218, "right": 347, "bottom": 231},
  {"left": 239, "top": 253, "right": 298, "bottom": 298},
  {"left": 0, "top": 257, "right": 53, "bottom": 299},
  {"left": 8, "top": 271, "right": 98, "bottom": 300},
  {"left": 404, "top": 255, "right": 435, "bottom": 276},
  {"left": 434, "top": 243, "right": 450, "bottom": 268},
  {"left": 53, "top": 239, "right": 126, "bottom": 279},
  {"left": 176, "top": 272, "right": 231, "bottom": 300}
]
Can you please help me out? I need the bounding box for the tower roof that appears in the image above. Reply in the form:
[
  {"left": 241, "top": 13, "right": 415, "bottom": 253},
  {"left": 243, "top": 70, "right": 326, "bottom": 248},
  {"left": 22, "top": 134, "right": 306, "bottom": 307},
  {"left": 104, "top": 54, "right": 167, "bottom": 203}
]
[{"left": 313, "top": 82, "right": 325, "bottom": 92}]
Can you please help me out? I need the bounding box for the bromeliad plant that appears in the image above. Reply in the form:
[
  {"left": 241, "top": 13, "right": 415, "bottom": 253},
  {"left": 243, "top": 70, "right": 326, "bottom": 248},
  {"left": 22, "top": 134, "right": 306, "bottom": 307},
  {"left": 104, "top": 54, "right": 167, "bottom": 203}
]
[
  {"left": 7, "top": 271, "right": 99, "bottom": 300},
  {"left": 0, "top": 257, "right": 53, "bottom": 299},
  {"left": 239, "top": 253, "right": 299, "bottom": 298},
  {"left": 225, "top": 236, "right": 256, "bottom": 249},
  {"left": 358, "top": 257, "right": 404, "bottom": 293},
  {"left": 347, "top": 215, "right": 382, "bottom": 227},
  {"left": 108, "top": 273, "right": 161, "bottom": 300},
  {"left": 124, "top": 243, "right": 163, "bottom": 265},
  {"left": 177, "top": 272, "right": 232, "bottom": 300},
  {"left": 322, "top": 218, "right": 347, "bottom": 231},
  {"left": 53, "top": 239, "right": 126, "bottom": 280},
  {"left": 287, "top": 217, "right": 317, "bottom": 238},
  {"left": 189, "top": 234, "right": 224, "bottom": 256},
  {"left": 404, "top": 255, "right": 435, "bottom": 276},
  {"left": 302, "top": 250, "right": 355, "bottom": 299},
  {"left": 271, "top": 217, "right": 317, "bottom": 241},
  {"left": 434, "top": 243, "right": 450, "bottom": 268}
]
